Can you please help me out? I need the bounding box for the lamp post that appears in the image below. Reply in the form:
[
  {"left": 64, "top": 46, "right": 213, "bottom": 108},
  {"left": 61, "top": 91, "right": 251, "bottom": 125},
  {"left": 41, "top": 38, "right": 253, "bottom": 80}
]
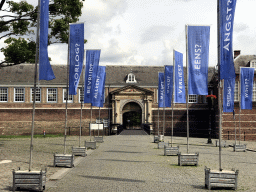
[{"left": 206, "top": 94, "right": 217, "bottom": 144}]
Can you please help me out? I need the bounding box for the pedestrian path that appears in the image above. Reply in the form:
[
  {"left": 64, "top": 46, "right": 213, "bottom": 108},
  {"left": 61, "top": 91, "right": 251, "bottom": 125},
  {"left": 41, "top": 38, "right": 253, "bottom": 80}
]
[
  {"left": 46, "top": 136, "right": 256, "bottom": 192},
  {"left": 119, "top": 129, "right": 148, "bottom": 135}
]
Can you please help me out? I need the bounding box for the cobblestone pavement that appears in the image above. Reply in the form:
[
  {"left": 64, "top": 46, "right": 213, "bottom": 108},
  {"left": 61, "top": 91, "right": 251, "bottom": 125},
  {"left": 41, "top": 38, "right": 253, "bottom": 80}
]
[
  {"left": 45, "top": 135, "right": 256, "bottom": 192},
  {"left": 1, "top": 135, "right": 256, "bottom": 191},
  {"left": 0, "top": 136, "right": 93, "bottom": 191}
]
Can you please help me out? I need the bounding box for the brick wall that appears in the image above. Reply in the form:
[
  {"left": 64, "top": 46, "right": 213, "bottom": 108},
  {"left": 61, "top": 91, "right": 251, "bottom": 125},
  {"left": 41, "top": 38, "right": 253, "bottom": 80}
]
[
  {"left": 0, "top": 108, "right": 110, "bottom": 136},
  {"left": 222, "top": 106, "right": 256, "bottom": 141}
]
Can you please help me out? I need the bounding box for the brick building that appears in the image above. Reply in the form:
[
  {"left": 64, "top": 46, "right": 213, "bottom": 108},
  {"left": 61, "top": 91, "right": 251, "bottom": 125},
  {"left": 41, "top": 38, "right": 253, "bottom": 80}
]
[
  {"left": 220, "top": 51, "right": 256, "bottom": 141},
  {"left": 0, "top": 63, "right": 218, "bottom": 138}
]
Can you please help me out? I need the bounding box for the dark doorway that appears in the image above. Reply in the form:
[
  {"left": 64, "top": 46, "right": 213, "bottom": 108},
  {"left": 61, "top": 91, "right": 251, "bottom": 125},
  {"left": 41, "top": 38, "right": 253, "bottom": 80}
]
[
  {"left": 123, "top": 111, "right": 142, "bottom": 129},
  {"left": 122, "top": 102, "right": 142, "bottom": 129}
]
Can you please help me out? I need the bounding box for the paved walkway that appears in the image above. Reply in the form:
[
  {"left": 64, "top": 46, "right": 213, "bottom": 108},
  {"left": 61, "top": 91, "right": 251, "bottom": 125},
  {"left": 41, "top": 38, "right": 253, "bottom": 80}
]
[
  {"left": 119, "top": 129, "right": 148, "bottom": 135},
  {"left": 46, "top": 136, "right": 256, "bottom": 192}
]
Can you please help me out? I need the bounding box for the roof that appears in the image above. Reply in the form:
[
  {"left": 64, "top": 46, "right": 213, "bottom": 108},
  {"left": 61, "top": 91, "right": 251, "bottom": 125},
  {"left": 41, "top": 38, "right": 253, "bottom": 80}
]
[
  {"left": 234, "top": 55, "right": 256, "bottom": 73},
  {"left": 0, "top": 64, "right": 67, "bottom": 86},
  {"left": 0, "top": 64, "right": 216, "bottom": 87}
]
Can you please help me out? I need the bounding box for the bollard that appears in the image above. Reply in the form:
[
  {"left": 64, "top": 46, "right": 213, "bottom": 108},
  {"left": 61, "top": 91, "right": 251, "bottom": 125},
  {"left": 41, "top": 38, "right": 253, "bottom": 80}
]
[
  {"left": 244, "top": 132, "right": 245, "bottom": 141},
  {"left": 228, "top": 131, "right": 229, "bottom": 140}
]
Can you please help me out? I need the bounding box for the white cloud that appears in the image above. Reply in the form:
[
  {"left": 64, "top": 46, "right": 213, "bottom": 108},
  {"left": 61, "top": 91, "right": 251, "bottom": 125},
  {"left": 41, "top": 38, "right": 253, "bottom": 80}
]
[
  {"left": 140, "top": 26, "right": 174, "bottom": 44},
  {"left": 1, "top": 0, "right": 256, "bottom": 67}
]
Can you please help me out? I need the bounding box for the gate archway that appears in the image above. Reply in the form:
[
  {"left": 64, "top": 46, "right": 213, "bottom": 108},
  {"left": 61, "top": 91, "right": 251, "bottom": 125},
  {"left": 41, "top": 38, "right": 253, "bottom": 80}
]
[{"left": 122, "top": 102, "right": 142, "bottom": 129}]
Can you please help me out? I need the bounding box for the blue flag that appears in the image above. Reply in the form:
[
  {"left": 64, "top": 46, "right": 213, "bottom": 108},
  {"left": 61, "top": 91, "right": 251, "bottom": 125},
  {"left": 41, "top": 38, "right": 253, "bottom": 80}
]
[
  {"left": 223, "top": 78, "right": 235, "bottom": 112},
  {"left": 91, "top": 66, "right": 106, "bottom": 107},
  {"left": 241, "top": 67, "right": 254, "bottom": 110},
  {"left": 164, "top": 66, "right": 173, "bottom": 107},
  {"left": 158, "top": 72, "right": 165, "bottom": 108},
  {"left": 187, "top": 25, "right": 210, "bottom": 95},
  {"left": 100, "top": 72, "right": 106, "bottom": 107},
  {"left": 69, "top": 23, "right": 84, "bottom": 95},
  {"left": 174, "top": 51, "right": 186, "bottom": 103},
  {"left": 84, "top": 50, "right": 101, "bottom": 103},
  {"left": 39, "top": 0, "right": 55, "bottom": 81},
  {"left": 219, "top": 0, "right": 237, "bottom": 80}
]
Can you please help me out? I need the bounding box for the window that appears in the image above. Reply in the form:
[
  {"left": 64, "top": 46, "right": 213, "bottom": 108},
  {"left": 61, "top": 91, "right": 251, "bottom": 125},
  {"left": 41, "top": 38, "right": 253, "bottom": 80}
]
[
  {"left": 250, "top": 60, "right": 256, "bottom": 69},
  {"left": 126, "top": 73, "right": 137, "bottom": 83},
  {"left": 14, "top": 88, "right": 25, "bottom": 102},
  {"left": 0, "top": 88, "right": 8, "bottom": 102},
  {"left": 188, "top": 95, "right": 197, "bottom": 103},
  {"left": 234, "top": 81, "right": 239, "bottom": 101},
  {"left": 253, "top": 81, "right": 256, "bottom": 102},
  {"left": 47, "top": 88, "right": 57, "bottom": 102},
  {"left": 31, "top": 88, "right": 41, "bottom": 102},
  {"left": 63, "top": 88, "right": 73, "bottom": 103},
  {"left": 79, "top": 87, "right": 84, "bottom": 103}
]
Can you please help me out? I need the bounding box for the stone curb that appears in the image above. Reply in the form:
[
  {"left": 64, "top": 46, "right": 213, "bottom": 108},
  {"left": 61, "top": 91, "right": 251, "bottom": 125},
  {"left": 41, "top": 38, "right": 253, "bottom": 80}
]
[{"left": 46, "top": 149, "right": 95, "bottom": 188}]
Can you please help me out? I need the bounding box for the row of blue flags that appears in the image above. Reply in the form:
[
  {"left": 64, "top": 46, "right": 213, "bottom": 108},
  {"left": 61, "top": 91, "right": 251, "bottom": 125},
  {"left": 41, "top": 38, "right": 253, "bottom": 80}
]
[
  {"left": 158, "top": 51, "right": 186, "bottom": 108},
  {"left": 159, "top": 25, "right": 210, "bottom": 108},
  {"left": 37, "top": 0, "right": 105, "bottom": 107},
  {"left": 40, "top": 0, "right": 253, "bottom": 112}
]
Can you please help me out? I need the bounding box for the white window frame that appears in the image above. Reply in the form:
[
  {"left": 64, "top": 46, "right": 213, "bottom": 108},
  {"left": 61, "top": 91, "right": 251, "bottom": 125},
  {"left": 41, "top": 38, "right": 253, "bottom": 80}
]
[
  {"left": 126, "top": 73, "right": 137, "bottom": 83},
  {"left": 14, "top": 88, "right": 25, "bottom": 102},
  {"left": 0, "top": 87, "right": 8, "bottom": 102},
  {"left": 188, "top": 95, "right": 197, "bottom": 103},
  {"left": 250, "top": 60, "right": 256, "bottom": 69},
  {"left": 47, "top": 88, "right": 57, "bottom": 103},
  {"left": 30, "top": 88, "right": 41, "bottom": 103},
  {"left": 157, "top": 88, "right": 159, "bottom": 103},
  {"left": 79, "top": 87, "right": 84, "bottom": 103},
  {"left": 63, "top": 88, "right": 73, "bottom": 103},
  {"left": 253, "top": 81, "right": 256, "bottom": 102}
]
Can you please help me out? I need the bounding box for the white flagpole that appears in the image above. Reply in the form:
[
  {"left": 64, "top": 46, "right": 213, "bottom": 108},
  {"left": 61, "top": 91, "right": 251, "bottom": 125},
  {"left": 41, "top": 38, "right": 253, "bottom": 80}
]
[
  {"left": 163, "top": 71, "right": 165, "bottom": 137},
  {"left": 172, "top": 50, "right": 175, "bottom": 147},
  {"left": 90, "top": 104, "right": 92, "bottom": 141},
  {"left": 185, "top": 25, "right": 189, "bottom": 154},
  {"left": 79, "top": 59, "right": 85, "bottom": 147},
  {"left": 64, "top": 24, "right": 71, "bottom": 154},
  {"left": 29, "top": 0, "right": 40, "bottom": 171},
  {"left": 157, "top": 106, "right": 160, "bottom": 136},
  {"left": 217, "top": 0, "right": 223, "bottom": 171}
]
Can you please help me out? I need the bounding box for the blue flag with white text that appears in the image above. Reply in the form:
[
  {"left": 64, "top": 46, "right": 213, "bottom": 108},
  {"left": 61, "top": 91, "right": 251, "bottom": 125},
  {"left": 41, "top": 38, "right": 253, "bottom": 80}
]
[
  {"left": 241, "top": 67, "right": 254, "bottom": 110},
  {"left": 100, "top": 72, "right": 106, "bottom": 107},
  {"left": 174, "top": 51, "right": 186, "bottom": 103},
  {"left": 219, "top": 0, "right": 237, "bottom": 80},
  {"left": 39, "top": 0, "right": 55, "bottom": 81},
  {"left": 84, "top": 50, "right": 101, "bottom": 103},
  {"left": 158, "top": 72, "right": 165, "bottom": 108},
  {"left": 187, "top": 25, "right": 210, "bottom": 95},
  {"left": 69, "top": 23, "right": 84, "bottom": 95},
  {"left": 91, "top": 66, "right": 106, "bottom": 107},
  {"left": 223, "top": 78, "right": 235, "bottom": 113},
  {"left": 164, "top": 66, "right": 173, "bottom": 107}
]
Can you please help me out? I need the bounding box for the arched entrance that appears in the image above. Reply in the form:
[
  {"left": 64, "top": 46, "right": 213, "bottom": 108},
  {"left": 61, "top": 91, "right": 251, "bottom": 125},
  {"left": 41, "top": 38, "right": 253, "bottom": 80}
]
[{"left": 122, "top": 102, "right": 142, "bottom": 129}]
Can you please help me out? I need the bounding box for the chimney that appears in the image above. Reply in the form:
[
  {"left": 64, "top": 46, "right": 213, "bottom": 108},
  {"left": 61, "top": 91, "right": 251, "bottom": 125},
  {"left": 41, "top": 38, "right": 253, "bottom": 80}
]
[{"left": 234, "top": 50, "right": 241, "bottom": 59}]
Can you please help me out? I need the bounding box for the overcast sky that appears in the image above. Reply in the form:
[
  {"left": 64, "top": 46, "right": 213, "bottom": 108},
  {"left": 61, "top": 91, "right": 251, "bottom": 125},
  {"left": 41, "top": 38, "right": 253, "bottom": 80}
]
[{"left": 1, "top": 0, "right": 256, "bottom": 67}]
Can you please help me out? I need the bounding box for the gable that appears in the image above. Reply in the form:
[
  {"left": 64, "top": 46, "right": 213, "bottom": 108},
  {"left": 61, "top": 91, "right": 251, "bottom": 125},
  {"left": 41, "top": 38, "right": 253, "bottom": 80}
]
[{"left": 110, "top": 85, "right": 153, "bottom": 95}]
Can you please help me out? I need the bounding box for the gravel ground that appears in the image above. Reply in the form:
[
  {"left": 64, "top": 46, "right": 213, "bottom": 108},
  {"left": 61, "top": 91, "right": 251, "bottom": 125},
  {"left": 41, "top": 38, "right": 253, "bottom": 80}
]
[
  {"left": 1, "top": 135, "right": 256, "bottom": 191},
  {"left": 0, "top": 136, "right": 94, "bottom": 191}
]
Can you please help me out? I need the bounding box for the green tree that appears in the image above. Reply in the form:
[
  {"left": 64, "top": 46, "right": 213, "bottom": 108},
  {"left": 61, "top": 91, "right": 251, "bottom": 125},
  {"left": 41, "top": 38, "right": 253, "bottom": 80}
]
[{"left": 0, "top": 0, "right": 85, "bottom": 67}]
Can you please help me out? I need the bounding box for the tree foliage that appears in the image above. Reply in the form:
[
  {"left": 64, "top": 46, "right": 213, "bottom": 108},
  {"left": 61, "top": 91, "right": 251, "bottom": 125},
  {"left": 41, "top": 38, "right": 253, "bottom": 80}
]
[{"left": 0, "top": 0, "right": 85, "bottom": 67}]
